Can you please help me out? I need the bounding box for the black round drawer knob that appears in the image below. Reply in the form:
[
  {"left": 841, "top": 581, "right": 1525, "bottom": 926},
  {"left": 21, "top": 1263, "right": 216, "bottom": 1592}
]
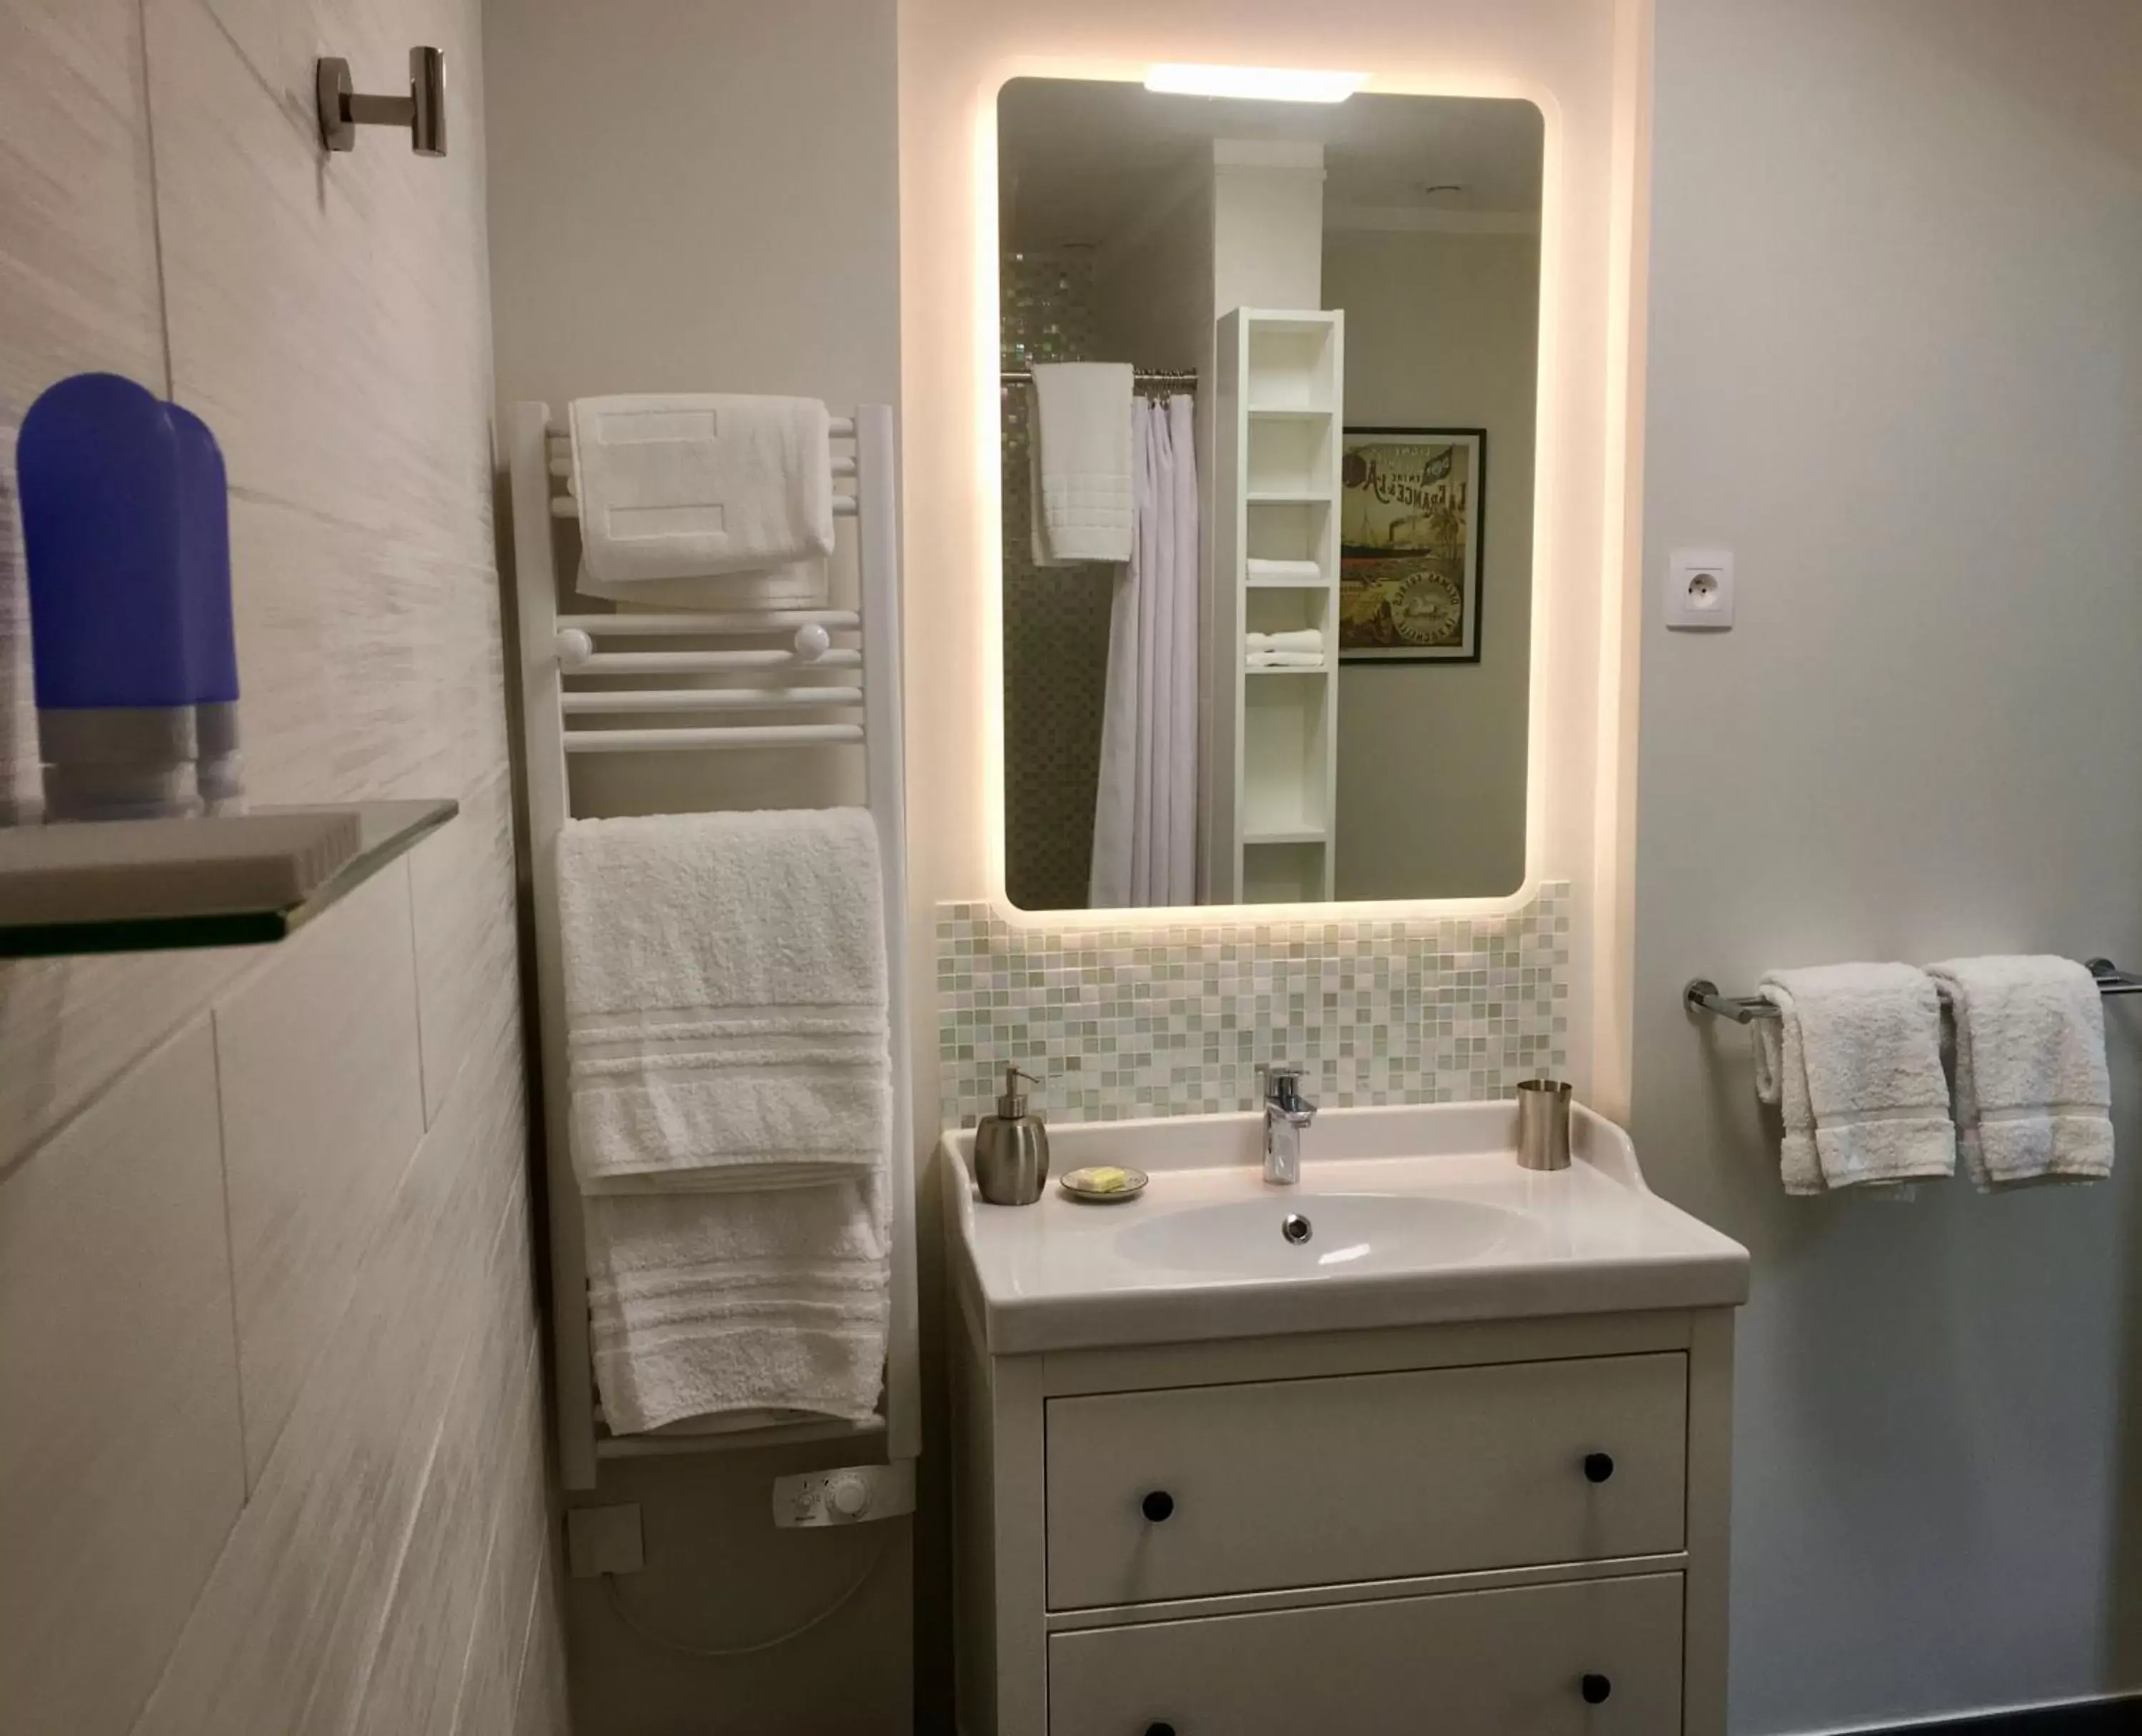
[
  {"left": 1145, "top": 1725, "right": 1177, "bottom": 1736},
  {"left": 1140, "top": 1490, "right": 1175, "bottom": 1523},
  {"left": 1584, "top": 1452, "right": 1616, "bottom": 1483},
  {"left": 1582, "top": 1674, "right": 1613, "bottom": 1705}
]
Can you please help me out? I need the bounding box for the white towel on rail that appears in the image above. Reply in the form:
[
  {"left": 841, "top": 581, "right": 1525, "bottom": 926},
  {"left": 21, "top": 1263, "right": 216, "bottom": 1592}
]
[
  {"left": 1752, "top": 963, "right": 1955, "bottom": 1195},
  {"left": 1924, "top": 956, "right": 2113, "bottom": 1189},
  {"left": 568, "top": 393, "right": 833, "bottom": 607},
  {"left": 1028, "top": 363, "right": 1134, "bottom": 565},
  {"left": 555, "top": 809, "right": 891, "bottom": 1194},
  {"left": 585, "top": 1178, "right": 890, "bottom": 1432}
]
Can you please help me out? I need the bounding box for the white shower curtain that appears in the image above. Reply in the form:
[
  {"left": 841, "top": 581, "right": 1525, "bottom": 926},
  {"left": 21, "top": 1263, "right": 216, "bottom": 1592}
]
[{"left": 1090, "top": 394, "right": 1198, "bottom": 908}]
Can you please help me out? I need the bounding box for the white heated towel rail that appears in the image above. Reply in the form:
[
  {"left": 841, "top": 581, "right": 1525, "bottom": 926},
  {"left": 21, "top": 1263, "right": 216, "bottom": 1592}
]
[{"left": 506, "top": 401, "right": 918, "bottom": 1491}]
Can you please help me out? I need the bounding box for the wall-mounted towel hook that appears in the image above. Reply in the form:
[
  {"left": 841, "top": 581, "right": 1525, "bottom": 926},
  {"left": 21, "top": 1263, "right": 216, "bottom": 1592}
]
[{"left": 316, "top": 48, "right": 446, "bottom": 156}]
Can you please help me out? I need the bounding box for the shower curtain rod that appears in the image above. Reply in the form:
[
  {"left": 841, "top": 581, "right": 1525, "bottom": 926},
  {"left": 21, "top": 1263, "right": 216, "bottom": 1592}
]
[{"left": 1000, "top": 366, "right": 1199, "bottom": 386}]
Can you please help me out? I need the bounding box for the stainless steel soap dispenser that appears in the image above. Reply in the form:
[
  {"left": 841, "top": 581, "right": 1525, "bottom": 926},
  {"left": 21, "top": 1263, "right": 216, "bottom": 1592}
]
[{"left": 972, "top": 1065, "right": 1049, "bottom": 1205}]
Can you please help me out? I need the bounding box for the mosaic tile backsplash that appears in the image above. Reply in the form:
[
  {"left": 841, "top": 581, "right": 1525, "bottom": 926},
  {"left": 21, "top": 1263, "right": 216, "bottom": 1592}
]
[{"left": 935, "top": 882, "right": 1572, "bottom": 1129}]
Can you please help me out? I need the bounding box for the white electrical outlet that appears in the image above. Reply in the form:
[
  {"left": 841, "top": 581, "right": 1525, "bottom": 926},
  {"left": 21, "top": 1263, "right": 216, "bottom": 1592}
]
[
  {"left": 566, "top": 1504, "right": 644, "bottom": 1578},
  {"left": 1665, "top": 547, "right": 1735, "bottom": 630},
  {"left": 772, "top": 1460, "right": 917, "bottom": 1528}
]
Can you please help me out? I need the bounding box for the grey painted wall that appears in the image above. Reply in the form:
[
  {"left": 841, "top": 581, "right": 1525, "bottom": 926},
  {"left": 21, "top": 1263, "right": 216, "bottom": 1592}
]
[
  {"left": 1630, "top": 1, "right": 2142, "bottom": 1729},
  {"left": 1324, "top": 228, "right": 1537, "bottom": 901}
]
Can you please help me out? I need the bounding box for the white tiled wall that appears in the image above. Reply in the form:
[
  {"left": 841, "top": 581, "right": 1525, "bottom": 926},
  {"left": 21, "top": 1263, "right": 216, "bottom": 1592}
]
[{"left": 0, "top": 1, "right": 563, "bottom": 1732}]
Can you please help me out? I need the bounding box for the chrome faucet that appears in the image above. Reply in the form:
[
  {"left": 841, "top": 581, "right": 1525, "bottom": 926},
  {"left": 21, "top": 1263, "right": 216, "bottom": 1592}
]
[{"left": 1256, "top": 1062, "right": 1317, "bottom": 1186}]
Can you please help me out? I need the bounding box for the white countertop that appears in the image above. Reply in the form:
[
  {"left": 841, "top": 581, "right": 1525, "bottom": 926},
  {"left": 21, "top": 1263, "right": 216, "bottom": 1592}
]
[{"left": 941, "top": 1099, "right": 1750, "bottom": 1355}]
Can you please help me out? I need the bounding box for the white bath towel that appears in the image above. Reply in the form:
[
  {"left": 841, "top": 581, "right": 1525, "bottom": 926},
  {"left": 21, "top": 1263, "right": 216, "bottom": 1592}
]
[
  {"left": 1248, "top": 629, "right": 1324, "bottom": 652},
  {"left": 1028, "top": 363, "right": 1133, "bottom": 565},
  {"left": 1246, "top": 557, "right": 1322, "bottom": 585},
  {"left": 1925, "top": 956, "right": 2113, "bottom": 1189},
  {"left": 568, "top": 394, "right": 833, "bottom": 607},
  {"left": 585, "top": 1178, "right": 890, "bottom": 1432},
  {"left": 1246, "top": 650, "right": 1324, "bottom": 669},
  {"left": 1753, "top": 963, "right": 1956, "bottom": 1195},
  {"left": 555, "top": 809, "right": 890, "bottom": 1194}
]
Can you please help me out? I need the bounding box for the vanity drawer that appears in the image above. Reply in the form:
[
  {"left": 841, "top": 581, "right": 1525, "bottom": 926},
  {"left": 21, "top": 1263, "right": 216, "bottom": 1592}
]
[
  {"left": 1044, "top": 1353, "right": 1686, "bottom": 1610},
  {"left": 1048, "top": 1571, "right": 1684, "bottom": 1736}
]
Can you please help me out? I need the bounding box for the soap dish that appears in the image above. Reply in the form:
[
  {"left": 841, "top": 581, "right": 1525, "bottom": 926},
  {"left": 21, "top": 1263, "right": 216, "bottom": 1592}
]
[{"left": 1058, "top": 1165, "right": 1149, "bottom": 1204}]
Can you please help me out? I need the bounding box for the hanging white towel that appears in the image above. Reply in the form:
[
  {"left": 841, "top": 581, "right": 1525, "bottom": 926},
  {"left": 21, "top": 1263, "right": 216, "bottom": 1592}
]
[
  {"left": 568, "top": 394, "right": 833, "bottom": 607},
  {"left": 1925, "top": 956, "right": 2113, "bottom": 1189},
  {"left": 1028, "top": 364, "right": 1134, "bottom": 565},
  {"left": 585, "top": 1178, "right": 890, "bottom": 1433},
  {"left": 1752, "top": 963, "right": 1955, "bottom": 1195},
  {"left": 555, "top": 809, "right": 890, "bottom": 1194}
]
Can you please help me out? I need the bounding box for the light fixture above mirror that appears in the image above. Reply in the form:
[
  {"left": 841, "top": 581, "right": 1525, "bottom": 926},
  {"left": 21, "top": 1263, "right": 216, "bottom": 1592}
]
[{"left": 1142, "top": 64, "right": 1369, "bottom": 104}]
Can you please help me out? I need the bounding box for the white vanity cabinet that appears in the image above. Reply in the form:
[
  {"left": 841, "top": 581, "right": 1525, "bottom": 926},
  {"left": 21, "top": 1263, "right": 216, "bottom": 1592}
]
[
  {"left": 952, "top": 1300, "right": 1734, "bottom": 1736},
  {"left": 941, "top": 1106, "right": 1748, "bottom": 1736}
]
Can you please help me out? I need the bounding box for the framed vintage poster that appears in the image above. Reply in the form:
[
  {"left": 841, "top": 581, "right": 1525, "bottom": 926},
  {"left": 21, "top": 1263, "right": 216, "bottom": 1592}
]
[{"left": 1337, "top": 428, "right": 1486, "bottom": 663}]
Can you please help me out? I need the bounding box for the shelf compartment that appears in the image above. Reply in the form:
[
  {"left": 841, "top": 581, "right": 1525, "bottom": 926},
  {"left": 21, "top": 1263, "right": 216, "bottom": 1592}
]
[
  {"left": 1245, "top": 588, "right": 1328, "bottom": 637},
  {"left": 1245, "top": 415, "right": 1334, "bottom": 498},
  {"left": 0, "top": 799, "right": 456, "bottom": 959},
  {"left": 1241, "top": 838, "right": 1327, "bottom": 902},
  {"left": 1245, "top": 318, "right": 1340, "bottom": 412},
  {"left": 1241, "top": 677, "right": 1331, "bottom": 845},
  {"left": 1245, "top": 498, "right": 1328, "bottom": 568}
]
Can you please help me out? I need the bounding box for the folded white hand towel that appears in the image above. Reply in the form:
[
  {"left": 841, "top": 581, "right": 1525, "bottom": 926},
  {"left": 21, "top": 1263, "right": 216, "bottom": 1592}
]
[
  {"left": 555, "top": 808, "right": 890, "bottom": 1194},
  {"left": 1925, "top": 956, "right": 2113, "bottom": 1189},
  {"left": 569, "top": 394, "right": 834, "bottom": 603},
  {"left": 585, "top": 1178, "right": 890, "bottom": 1432},
  {"left": 1246, "top": 557, "right": 1322, "bottom": 585},
  {"left": 1246, "top": 650, "right": 1324, "bottom": 669},
  {"left": 1029, "top": 364, "right": 1133, "bottom": 565},
  {"left": 1753, "top": 963, "right": 1955, "bottom": 1194},
  {"left": 1247, "top": 629, "right": 1324, "bottom": 652}
]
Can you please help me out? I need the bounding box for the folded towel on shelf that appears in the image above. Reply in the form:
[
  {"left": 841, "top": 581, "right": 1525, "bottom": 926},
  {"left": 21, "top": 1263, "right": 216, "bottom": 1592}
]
[
  {"left": 1753, "top": 963, "right": 1955, "bottom": 1195},
  {"left": 568, "top": 394, "right": 833, "bottom": 607},
  {"left": 555, "top": 808, "right": 891, "bottom": 1194},
  {"left": 1246, "top": 650, "right": 1324, "bottom": 669},
  {"left": 1925, "top": 956, "right": 2113, "bottom": 1189},
  {"left": 585, "top": 1178, "right": 891, "bottom": 1433},
  {"left": 1247, "top": 629, "right": 1324, "bottom": 652},
  {"left": 1028, "top": 363, "right": 1133, "bottom": 565},
  {"left": 1246, "top": 557, "right": 1322, "bottom": 585}
]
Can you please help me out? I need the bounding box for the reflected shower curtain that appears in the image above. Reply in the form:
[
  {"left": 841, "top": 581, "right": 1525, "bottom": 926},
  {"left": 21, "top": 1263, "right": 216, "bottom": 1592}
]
[{"left": 1090, "top": 394, "right": 1198, "bottom": 908}]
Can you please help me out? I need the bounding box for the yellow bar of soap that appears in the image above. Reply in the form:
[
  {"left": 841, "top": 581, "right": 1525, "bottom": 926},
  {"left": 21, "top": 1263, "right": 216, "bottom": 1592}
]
[{"left": 1080, "top": 1167, "right": 1130, "bottom": 1192}]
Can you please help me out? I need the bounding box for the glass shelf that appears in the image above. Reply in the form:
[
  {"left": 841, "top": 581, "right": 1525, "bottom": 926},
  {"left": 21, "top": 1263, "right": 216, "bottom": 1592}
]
[{"left": 0, "top": 798, "right": 457, "bottom": 959}]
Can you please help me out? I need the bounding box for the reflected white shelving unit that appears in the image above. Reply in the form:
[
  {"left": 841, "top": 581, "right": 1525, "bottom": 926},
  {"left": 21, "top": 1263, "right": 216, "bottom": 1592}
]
[{"left": 1211, "top": 308, "right": 1343, "bottom": 904}]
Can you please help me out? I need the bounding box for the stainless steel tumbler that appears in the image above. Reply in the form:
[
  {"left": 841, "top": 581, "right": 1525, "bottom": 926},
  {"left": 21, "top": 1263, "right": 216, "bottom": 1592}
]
[{"left": 1514, "top": 1078, "right": 1573, "bottom": 1171}]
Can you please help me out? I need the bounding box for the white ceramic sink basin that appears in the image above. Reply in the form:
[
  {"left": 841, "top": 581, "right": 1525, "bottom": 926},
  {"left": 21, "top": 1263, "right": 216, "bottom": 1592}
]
[
  {"left": 941, "top": 1099, "right": 1749, "bottom": 1354},
  {"left": 1116, "top": 1192, "right": 1530, "bottom": 1277}
]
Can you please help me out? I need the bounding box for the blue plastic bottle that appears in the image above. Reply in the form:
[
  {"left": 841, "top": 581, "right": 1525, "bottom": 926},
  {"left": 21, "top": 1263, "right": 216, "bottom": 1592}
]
[
  {"left": 17, "top": 373, "right": 245, "bottom": 819},
  {"left": 171, "top": 404, "right": 245, "bottom": 812}
]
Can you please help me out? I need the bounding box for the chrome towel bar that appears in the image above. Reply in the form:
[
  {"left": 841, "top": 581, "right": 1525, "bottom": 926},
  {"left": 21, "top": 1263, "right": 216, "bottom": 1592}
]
[{"left": 1685, "top": 959, "right": 2142, "bottom": 1022}]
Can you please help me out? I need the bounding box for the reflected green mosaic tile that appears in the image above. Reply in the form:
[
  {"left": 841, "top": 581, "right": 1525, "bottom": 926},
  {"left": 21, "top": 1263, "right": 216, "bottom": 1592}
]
[{"left": 935, "top": 882, "right": 1571, "bottom": 1128}]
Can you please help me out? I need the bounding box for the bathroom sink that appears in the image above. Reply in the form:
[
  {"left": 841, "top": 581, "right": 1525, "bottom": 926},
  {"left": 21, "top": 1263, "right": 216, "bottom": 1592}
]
[
  {"left": 941, "top": 1098, "right": 1749, "bottom": 1354},
  {"left": 1116, "top": 1192, "right": 1530, "bottom": 1277}
]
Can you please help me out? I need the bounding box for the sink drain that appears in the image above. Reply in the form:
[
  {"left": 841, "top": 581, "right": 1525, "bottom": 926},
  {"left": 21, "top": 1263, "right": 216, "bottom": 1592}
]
[{"left": 1281, "top": 1213, "right": 1313, "bottom": 1246}]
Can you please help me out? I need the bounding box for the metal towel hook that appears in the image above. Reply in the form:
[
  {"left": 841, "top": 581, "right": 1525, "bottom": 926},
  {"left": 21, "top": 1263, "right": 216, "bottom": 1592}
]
[{"left": 316, "top": 48, "right": 446, "bottom": 157}]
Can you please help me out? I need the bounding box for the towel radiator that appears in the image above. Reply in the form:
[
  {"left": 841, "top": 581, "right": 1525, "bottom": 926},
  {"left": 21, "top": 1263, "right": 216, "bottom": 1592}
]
[{"left": 506, "top": 401, "right": 917, "bottom": 1491}]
